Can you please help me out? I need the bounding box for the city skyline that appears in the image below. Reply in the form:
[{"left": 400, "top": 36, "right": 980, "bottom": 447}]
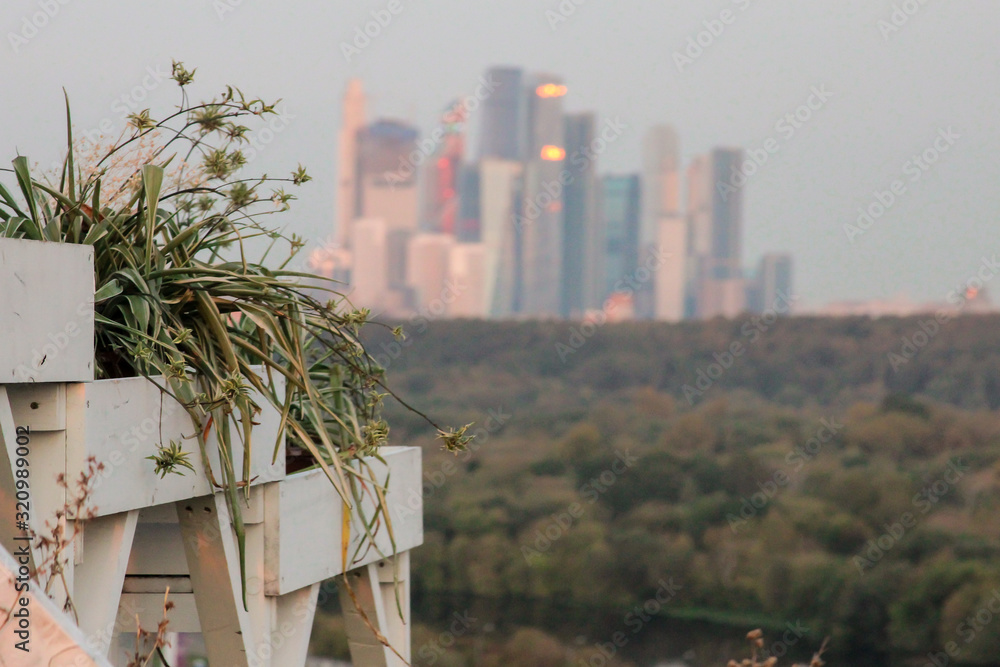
[
  {"left": 319, "top": 69, "right": 798, "bottom": 321},
  {"left": 2, "top": 2, "right": 998, "bottom": 308}
]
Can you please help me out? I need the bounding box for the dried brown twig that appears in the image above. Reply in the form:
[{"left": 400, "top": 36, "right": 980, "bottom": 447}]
[
  {"left": 32, "top": 457, "right": 103, "bottom": 622},
  {"left": 126, "top": 589, "right": 175, "bottom": 667},
  {"left": 727, "top": 629, "right": 829, "bottom": 667}
]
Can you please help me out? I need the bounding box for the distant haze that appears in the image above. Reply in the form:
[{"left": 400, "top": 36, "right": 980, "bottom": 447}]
[{"left": 2, "top": 0, "right": 998, "bottom": 308}]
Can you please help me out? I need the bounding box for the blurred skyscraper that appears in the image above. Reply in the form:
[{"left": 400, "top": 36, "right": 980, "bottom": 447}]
[
  {"left": 687, "top": 148, "right": 746, "bottom": 318},
  {"left": 520, "top": 73, "right": 567, "bottom": 316},
  {"left": 479, "top": 159, "right": 523, "bottom": 316},
  {"left": 448, "top": 243, "right": 489, "bottom": 317},
  {"left": 601, "top": 174, "right": 641, "bottom": 301},
  {"left": 336, "top": 79, "right": 366, "bottom": 247},
  {"left": 406, "top": 233, "right": 454, "bottom": 314},
  {"left": 643, "top": 125, "right": 685, "bottom": 322},
  {"left": 478, "top": 66, "right": 524, "bottom": 161},
  {"left": 355, "top": 120, "right": 420, "bottom": 232},
  {"left": 421, "top": 99, "right": 467, "bottom": 235},
  {"left": 708, "top": 148, "right": 744, "bottom": 282},
  {"left": 641, "top": 126, "right": 680, "bottom": 249},
  {"left": 386, "top": 229, "right": 411, "bottom": 291},
  {"left": 685, "top": 155, "right": 710, "bottom": 317},
  {"left": 748, "top": 253, "right": 794, "bottom": 313},
  {"left": 456, "top": 164, "right": 481, "bottom": 242},
  {"left": 350, "top": 218, "right": 387, "bottom": 310},
  {"left": 561, "top": 112, "right": 603, "bottom": 316}
]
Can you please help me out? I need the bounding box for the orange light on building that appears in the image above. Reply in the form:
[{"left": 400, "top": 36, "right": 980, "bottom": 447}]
[
  {"left": 540, "top": 145, "right": 566, "bottom": 161},
  {"left": 535, "top": 83, "right": 568, "bottom": 98}
]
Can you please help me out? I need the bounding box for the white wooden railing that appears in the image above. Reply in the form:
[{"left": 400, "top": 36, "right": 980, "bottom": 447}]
[{"left": 0, "top": 237, "right": 422, "bottom": 666}]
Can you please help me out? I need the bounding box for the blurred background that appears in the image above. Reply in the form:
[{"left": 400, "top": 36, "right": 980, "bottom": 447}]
[{"left": 4, "top": 1, "right": 1000, "bottom": 665}]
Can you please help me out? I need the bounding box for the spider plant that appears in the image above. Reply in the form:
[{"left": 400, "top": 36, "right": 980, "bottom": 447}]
[{"left": 0, "top": 63, "right": 471, "bottom": 614}]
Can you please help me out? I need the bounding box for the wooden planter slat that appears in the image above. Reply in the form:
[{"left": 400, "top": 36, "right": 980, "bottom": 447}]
[
  {"left": 0, "top": 238, "right": 95, "bottom": 384},
  {"left": 264, "top": 446, "right": 423, "bottom": 595},
  {"left": 81, "top": 374, "right": 287, "bottom": 518}
]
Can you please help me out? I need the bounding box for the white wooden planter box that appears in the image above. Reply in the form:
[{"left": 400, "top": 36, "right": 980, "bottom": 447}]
[
  {"left": 0, "top": 237, "right": 422, "bottom": 667},
  {"left": 264, "top": 446, "right": 423, "bottom": 595}
]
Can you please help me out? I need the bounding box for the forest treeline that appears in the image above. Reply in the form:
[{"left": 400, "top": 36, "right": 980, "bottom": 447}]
[
  {"left": 333, "top": 316, "right": 1000, "bottom": 665},
  {"left": 364, "top": 314, "right": 1000, "bottom": 413}
]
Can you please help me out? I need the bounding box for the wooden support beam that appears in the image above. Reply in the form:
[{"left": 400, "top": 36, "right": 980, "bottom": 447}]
[
  {"left": 270, "top": 583, "right": 321, "bottom": 667},
  {"left": 73, "top": 509, "right": 139, "bottom": 656},
  {"left": 375, "top": 552, "right": 411, "bottom": 667},
  {"left": 27, "top": 427, "right": 71, "bottom": 611},
  {"left": 340, "top": 553, "right": 412, "bottom": 667},
  {"left": 8, "top": 384, "right": 67, "bottom": 432},
  {"left": 176, "top": 493, "right": 258, "bottom": 667}
]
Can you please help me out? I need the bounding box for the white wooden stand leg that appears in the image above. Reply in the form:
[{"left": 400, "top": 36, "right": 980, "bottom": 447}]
[
  {"left": 244, "top": 512, "right": 274, "bottom": 667},
  {"left": 176, "top": 493, "right": 257, "bottom": 667},
  {"left": 73, "top": 509, "right": 139, "bottom": 656},
  {"left": 0, "top": 385, "right": 73, "bottom": 611},
  {"left": 270, "top": 582, "right": 321, "bottom": 666},
  {"left": 340, "top": 552, "right": 411, "bottom": 667}
]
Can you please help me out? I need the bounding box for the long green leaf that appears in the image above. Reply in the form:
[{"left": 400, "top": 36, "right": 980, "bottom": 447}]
[
  {"left": 0, "top": 181, "right": 28, "bottom": 219},
  {"left": 94, "top": 279, "right": 123, "bottom": 303},
  {"left": 11, "top": 156, "right": 39, "bottom": 224},
  {"left": 142, "top": 164, "right": 164, "bottom": 272},
  {"left": 64, "top": 90, "right": 76, "bottom": 202}
]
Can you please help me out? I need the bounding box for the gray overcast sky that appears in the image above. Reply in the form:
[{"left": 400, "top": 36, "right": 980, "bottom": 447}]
[{"left": 2, "top": 0, "right": 998, "bottom": 308}]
